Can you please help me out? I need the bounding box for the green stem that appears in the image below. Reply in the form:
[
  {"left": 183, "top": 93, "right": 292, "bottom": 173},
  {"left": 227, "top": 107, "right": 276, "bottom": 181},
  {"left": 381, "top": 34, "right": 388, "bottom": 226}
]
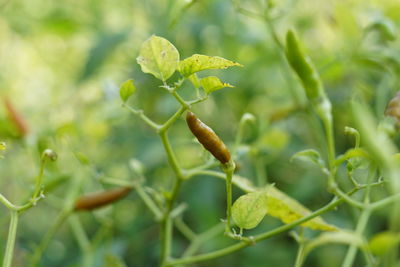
[
  {"left": 30, "top": 209, "right": 71, "bottom": 267},
  {"left": 293, "top": 228, "right": 305, "bottom": 267},
  {"left": 182, "top": 223, "right": 224, "bottom": 258},
  {"left": 159, "top": 133, "right": 182, "bottom": 180},
  {"left": 188, "top": 96, "right": 208, "bottom": 106},
  {"left": 135, "top": 184, "right": 163, "bottom": 220},
  {"left": 341, "top": 209, "right": 371, "bottom": 267},
  {"left": 32, "top": 158, "right": 46, "bottom": 201},
  {"left": 171, "top": 91, "right": 189, "bottom": 109},
  {"left": 233, "top": 113, "right": 254, "bottom": 155},
  {"left": 184, "top": 160, "right": 219, "bottom": 177},
  {"left": 224, "top": 165, "right": 234, "bottom": 234},
  {"left": 331, "top": 185, "right": 364, "bottom": 209},
  {"left": 386, "top": 170, "right": 400, "bottom": 266},
  {"left": 158, "top": 107, "right": 187, "bottom": 266},
  {"left": 17, "top": 156, "right": 51, "bottom": 212},
  {"left": 174, "top": 217, "right": 197, "bottom": 241},
  {"left": 123, "top": 104, "right": 161, "bottom": 130},
  {"left": 264, "top": 11, "right": 283, "bottom": 50},
  {"left": 0, "top": 194, "right": 17, "bottom": 210},
  {"left": 170, "top": 203, "right": 188, "bottom": 218},
  {"left": 188, "top": 169, "right": 255, "bottom": 193},
  {"left": 159, "top": 106, "right": 187, "bottom": 133},
  {"left": 30, "top": 167, "right": 83, "bottom": 266},
  {"left": 370, "top": 191, "right": 400, "bottom": 210},
  {"left": 90, "top": 221, "right": 112, "bottom": 250},
  {"left": 69, "top": 215, "right": 92, "bottom": 267},
  {"left": 167, "top": 178, "right": 184, "bottom": 213},
  {"left": 3, "top": 210, "right": 19, "bottom": 267},
  {"left": 198, "top": 223, "right": 225, "bottom": 243},
  {"left": 342, "top": 166, "right": 375, "bottom": 267},
  {"left": 323, "top": 116, "right": 336, "bottom": 172},
  {"left": 161, "top": 217, "right": 173, "bottom": 266},
  {"left": 294, "top": 241, "right": 305, "bottom": 267}
]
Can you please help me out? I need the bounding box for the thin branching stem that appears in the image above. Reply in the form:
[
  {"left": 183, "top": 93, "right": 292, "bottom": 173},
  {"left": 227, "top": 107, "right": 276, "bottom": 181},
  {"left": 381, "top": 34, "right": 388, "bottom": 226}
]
[
  {"left": 166, "top": 194, "right": 353, "bottom": 266},
  {"left": 3, "top": 210, "right": 18, "bottom": 267}
]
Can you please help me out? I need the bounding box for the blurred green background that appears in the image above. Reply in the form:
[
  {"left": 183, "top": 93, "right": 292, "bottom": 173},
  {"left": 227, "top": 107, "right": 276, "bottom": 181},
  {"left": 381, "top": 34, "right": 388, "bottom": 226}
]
[{"left": 1, "top": 0, "right": 400, "bottom": 266}]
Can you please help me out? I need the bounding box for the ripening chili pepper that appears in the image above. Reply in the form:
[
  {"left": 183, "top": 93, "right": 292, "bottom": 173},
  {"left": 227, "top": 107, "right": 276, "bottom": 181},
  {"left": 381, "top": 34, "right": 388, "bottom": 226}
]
[
  {"left": 3, "top": 97, "right": 29, "bottom": 137},
  {"left": 74, "top": 187, "right": 132, "bottom": 211},
  {"left": 285, "top": 30, "right": 325, "bottom": 101},
  {"left": 186, "top": 111, "right": 231, "bottom": 164},
  {"left": 385, "top": 92, "right": 400, "bottom": 125}
]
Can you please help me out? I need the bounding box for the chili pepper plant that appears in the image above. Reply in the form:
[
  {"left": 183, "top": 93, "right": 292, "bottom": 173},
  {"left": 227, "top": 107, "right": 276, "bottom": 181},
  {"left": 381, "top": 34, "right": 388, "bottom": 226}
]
[{"left": 1, "top": 2, "right": 400, "bottom": 267}]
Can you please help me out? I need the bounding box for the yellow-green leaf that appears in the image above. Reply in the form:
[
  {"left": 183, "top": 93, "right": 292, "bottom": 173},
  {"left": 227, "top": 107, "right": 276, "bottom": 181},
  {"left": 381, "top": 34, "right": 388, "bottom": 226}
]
[
  {"left": 178, "top": 54, "right": 242, "bottom": 77},
  {"left": 369, "top": 231, "right": 400, "bottom": 256},
  {"left": 232, "top": 191, "right": 269, "bottom": 229},
  {"left": 136, "top": 35, "right": 180, "bottom": 81},
  {"left": 119, "top": 79, "right": 136, "bottom": 103},
  {"left": 266, "top": 187, "right": 337, "bottom": 231},
  {"left": 201, "top": 76, "right": 233, "bottom": 94}
]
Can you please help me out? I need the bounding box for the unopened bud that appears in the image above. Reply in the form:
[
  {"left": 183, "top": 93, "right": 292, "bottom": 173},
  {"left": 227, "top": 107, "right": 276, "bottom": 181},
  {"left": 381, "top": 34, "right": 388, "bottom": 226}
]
[{"left": 42, "top": 149, "right": 58, "bottom": 161}]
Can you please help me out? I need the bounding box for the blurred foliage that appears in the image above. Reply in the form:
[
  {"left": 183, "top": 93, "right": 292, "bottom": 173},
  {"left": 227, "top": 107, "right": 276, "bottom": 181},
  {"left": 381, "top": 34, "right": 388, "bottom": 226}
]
[{"left": 1, "top": 0, "right": 400, "bottom": 266}]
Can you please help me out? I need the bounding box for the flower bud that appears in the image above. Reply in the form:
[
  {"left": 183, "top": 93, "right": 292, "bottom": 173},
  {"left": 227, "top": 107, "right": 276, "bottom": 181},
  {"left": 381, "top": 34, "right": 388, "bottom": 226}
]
[{"left": 42, "top": 149, "right": 58, "bottom": 161}]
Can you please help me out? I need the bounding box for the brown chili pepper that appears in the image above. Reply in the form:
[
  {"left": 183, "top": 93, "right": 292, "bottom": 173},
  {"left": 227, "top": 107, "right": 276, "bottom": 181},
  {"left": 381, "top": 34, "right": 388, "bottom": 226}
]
[
  {"left": 385, "top": 92, "right": 400, "bottom": 125},
  {"left": 74, "top": 187, "right": 132, "bottom": 211},
  {"left": 186, "top": 111, "right": 231, "bottom": 164},
  {"left": 4, "top": 97, "right": 29, "bottom": 137}
]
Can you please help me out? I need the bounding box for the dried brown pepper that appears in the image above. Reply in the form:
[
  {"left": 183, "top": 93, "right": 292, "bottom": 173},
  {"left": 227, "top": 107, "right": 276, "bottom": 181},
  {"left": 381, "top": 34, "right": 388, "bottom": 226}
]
[
  {"left": 74, "top": 187, "right": 132, "bottom": 211},
  {"left": 385, "top": 92, "right": 400, "bottom": 125},
  {"left": 186, "top": 111, "right": 231, "bottom": 164},
  {"left": 4, "top": 97, "right": 29, "bottom": 137}
]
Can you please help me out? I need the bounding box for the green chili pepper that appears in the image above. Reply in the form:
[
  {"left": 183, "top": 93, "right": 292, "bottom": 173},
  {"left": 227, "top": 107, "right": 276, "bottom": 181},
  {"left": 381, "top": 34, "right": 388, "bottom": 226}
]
[{"left": 285, "top": 30, "right": 325, "bottom": 101}]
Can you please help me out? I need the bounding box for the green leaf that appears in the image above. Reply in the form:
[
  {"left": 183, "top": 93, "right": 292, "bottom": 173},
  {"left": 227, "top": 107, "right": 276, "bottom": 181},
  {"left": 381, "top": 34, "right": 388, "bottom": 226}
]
[
  {"left": 369, "top": 231, "right": 400, "bottom": 256},
  {"left": 119, "top": 79, "right": 136, "bottom": 103},
  {"left": 304, "top": 230, "right": 364, "bottom": 256},
  {"left": 178, "top": 54, "right": 242, "bottom": 77},
  {"left": 136, "top": 35, "right": 180, "bottom": 81},
  {"left": 335, "top": 148, "right": 371, "bottom": 171},
  {"left": 232, "top": 191, "right": 269, "bottom": 229},
  {"left": 201, "top": 76, "right": 233, "bottom": 94},
  {"left": 104, "top": 254, "right": 127, "bottom": 267},
  {"left": 265, "top": 187, "right": 337, "bottom": 231},
  {"left": 367, "top": 17, "right": 397, "bottom": 41},
  {"left": 291, "top": 149, "right": 326, "bottom": 170}
]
